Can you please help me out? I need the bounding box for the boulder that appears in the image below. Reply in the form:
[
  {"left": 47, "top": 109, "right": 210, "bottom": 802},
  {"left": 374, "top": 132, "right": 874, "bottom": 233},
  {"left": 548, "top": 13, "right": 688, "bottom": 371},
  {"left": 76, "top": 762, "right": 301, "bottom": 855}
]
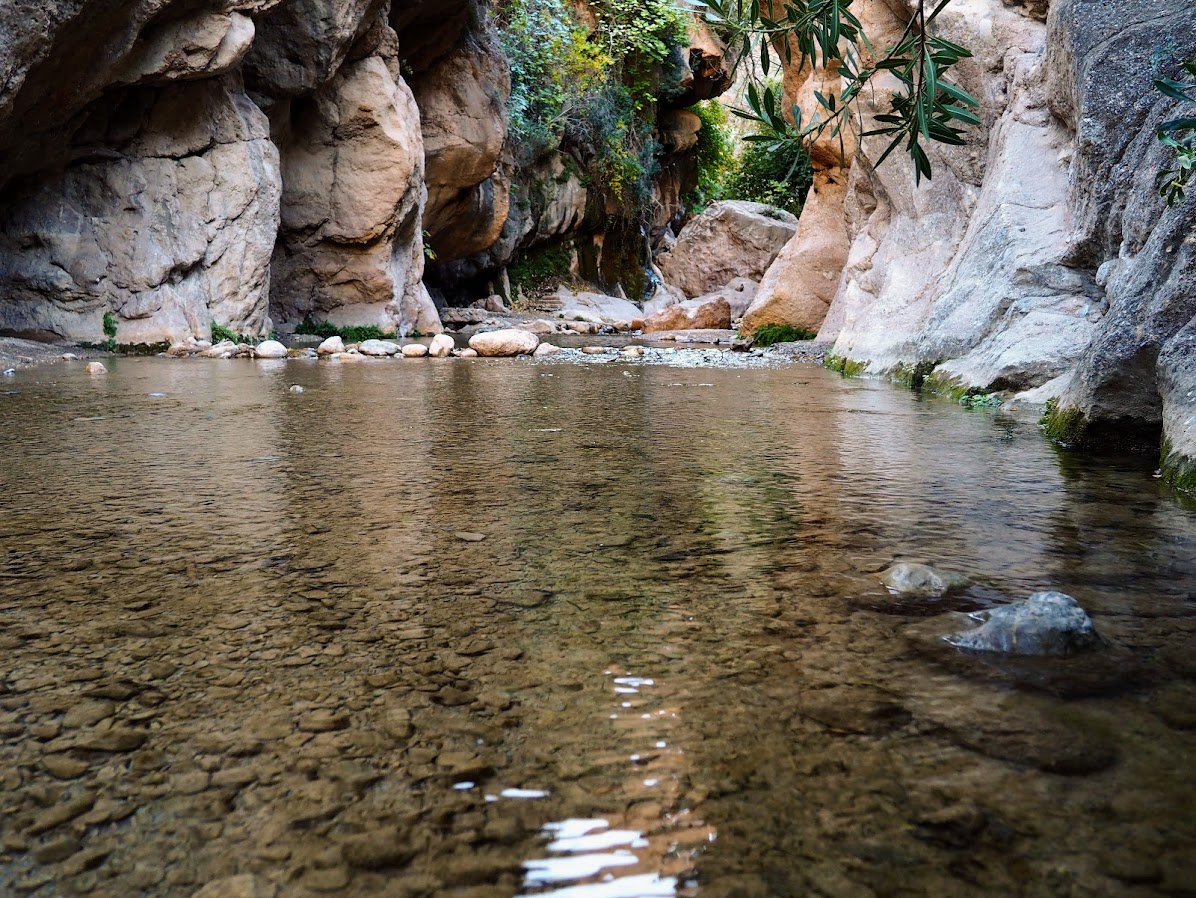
[
  {"left": 700, "top": 278, "right": 758, "bottom": 320},
  {"left": 455, "top": 348, "right": 479, "bottom": 358},
  {"left": 643, "top": 297, "right": 732, "bottom": 333},
  {"left": 946, "top": 591, "right": 1102, "bottom": 656},
  {"left": 554, "top": 289, "right": 643, "bottom": 326},
  {"left": 470, "top": 295, "right": 508, "bottom": 313},
  {"left": 428, "top": 333, "right": 455, "bottom": 357},
  {"left": 84, "top": 362, "right": 108, "bottom": 375},
  {"left": 253, "top": 340, "right": 288, "bottom": 359},
  {"left": 468, "top": 329, "right": 539, "bottom": 357},
  {"left": 317, "top": 336, "right": 345, "bottom": 355},
  {"left": 401, "top": 343, "right": 428, "bottom": 357},
  {"left": 358, "top": 339, "right": 399, "bottom": 357},
  {"left": 655, "top": 201, "right": 797, "bottom": 298},
  {"left": 533, "top": 342, "right": 561, "bottom": 358}
]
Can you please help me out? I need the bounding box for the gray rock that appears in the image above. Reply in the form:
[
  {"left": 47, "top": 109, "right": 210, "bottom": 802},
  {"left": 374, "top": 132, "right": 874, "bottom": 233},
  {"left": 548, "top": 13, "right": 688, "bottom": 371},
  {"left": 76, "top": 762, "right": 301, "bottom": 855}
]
[
  {"left": 946, "top": 591, "right": 1102, "bottom": 656},
  {"left": 879, "top": 562, "right": 968, "bottom": 597}
]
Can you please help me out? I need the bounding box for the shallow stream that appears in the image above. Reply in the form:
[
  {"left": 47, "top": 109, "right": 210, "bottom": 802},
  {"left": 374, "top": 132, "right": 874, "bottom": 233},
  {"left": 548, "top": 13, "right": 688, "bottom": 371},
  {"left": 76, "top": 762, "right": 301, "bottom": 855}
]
[{"left": 1, "top": 354, "right": 1194, "bottom": 898}]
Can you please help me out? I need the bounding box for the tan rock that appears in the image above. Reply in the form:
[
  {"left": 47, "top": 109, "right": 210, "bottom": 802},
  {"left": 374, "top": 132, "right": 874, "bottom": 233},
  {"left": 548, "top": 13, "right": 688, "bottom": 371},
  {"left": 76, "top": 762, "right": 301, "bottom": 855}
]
[
  {"left": 533, "top": 342, "right": 561, "bottom": 358},
  {"left": 427, "top": 333, "right": 455, "bottom": 357},
  {"left": 644, "top": 297, "right": 732, "bottom": 333},
  {"left": 414, "top": 34, "right": 511, "bottom": 262},
  {"left": 401, "top": 343, "right": 428, "bottom": 358},
  {"left": 84, "top": 362, "right": 108, "bottom": 375},
  {"left": 741, "top": 174, "right": 850, "bottom": 335},
  {"left": 468, "top": 329, "right": 539, "bottom": 357},
  {"left": 269, "top": 56, "right": 440, "bottom": 338},
  {"left": 316, "top": 336, "right": 344, "bottom": 355},
  {"left": 253, "top": 340, "right": 288, "bottom": 359},
  {"left": 656, "top": 201, "right": 797, "bottom": 298}
]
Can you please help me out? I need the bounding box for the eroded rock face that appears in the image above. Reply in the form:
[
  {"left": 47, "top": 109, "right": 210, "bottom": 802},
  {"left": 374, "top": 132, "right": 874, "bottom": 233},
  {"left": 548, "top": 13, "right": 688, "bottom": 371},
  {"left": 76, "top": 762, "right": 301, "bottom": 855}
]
[
  {"left": 268, "top": 54, "right": 440, "bottom": 336},
  {"left": 656, "top": 201, "right": 797, "bottom": 299},
  {"left": 0, "top": 77, "right": 280, "bottom": 343},
  {"left": 749, "top": 0, "right": 1194, "bottom": 475},
  {"left": 412, "top": 30, "right": 511, "bottom": 263},
  {"left": 1158, "top": 315, "right": 1196, "bottom": 492}
]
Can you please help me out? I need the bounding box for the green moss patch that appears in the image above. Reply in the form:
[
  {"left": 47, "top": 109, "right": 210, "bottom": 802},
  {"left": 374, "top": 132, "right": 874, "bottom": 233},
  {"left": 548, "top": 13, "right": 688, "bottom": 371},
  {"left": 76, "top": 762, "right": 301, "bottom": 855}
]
[
  {"left": 825, "top": 354, "right": 867, "bottom": 377},
  {"left": 1041, "top": 402, "right": 1090, "bottom": 447},
  {"left": 749, "top": 323, "right": 817, "bottom": 346}
]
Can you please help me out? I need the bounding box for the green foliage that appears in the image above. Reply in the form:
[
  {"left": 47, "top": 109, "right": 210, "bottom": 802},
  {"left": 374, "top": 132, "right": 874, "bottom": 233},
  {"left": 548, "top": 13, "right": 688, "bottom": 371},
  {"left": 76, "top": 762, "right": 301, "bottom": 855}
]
[
  {"left": 693, "top": 0, "right": 981, "bottom": 183},
  {"left": 751, "top": 322, "right": 817, "bottom": 345},
  {"left": 508, "top": 241, "right": 575, "bottom": 296},
  {"left": 959, "top": 391, "right": 1001, "bottom": 409},
  {"left": 498, "top": 0, "right": 687, "bottom": 209},
  {"left": 1153, "top": 53, "right": 1196, "bottom": 207},
  {"left": 210, "top": 322, "right": 263, "bottom": 345},
  {"left": 293, "top": 317, "right": 393, "bottom": 343},
  {"left": 723, "top": 115, "right": 814, "bottom": 216},
  {"left": 102, "top": 311, "right": 118, "bottom": 339},
  {"left": 685, "top": 101, "right": 735, "bottom": 212}
]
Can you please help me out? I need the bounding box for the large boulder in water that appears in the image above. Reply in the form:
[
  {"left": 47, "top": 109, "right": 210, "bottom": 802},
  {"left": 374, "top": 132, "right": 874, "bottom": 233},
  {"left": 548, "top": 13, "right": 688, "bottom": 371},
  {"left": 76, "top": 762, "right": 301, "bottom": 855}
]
[
  {"left": 946, "top": 591, "right": 1102, "bottom": 656},
  {"left": 469, "top": 328, "right": 539, "bottom": 357}
]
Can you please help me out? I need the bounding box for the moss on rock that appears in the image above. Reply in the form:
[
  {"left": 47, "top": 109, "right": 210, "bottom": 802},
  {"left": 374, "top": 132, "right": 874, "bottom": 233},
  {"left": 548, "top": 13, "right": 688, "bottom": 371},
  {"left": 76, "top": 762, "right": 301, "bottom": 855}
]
[
  {"left": 1041, "top": 401, "right": 1090, "bottom": 447},
  {"left": 825, "top": 354, "right": 867, "bottom": 377}
]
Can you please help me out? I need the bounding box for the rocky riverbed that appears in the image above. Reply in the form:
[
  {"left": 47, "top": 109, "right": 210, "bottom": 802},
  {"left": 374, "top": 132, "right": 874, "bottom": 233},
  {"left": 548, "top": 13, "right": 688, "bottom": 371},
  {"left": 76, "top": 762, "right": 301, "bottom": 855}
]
[{"left": 1, "top": 356, "right": 1194, "bottom": 898}]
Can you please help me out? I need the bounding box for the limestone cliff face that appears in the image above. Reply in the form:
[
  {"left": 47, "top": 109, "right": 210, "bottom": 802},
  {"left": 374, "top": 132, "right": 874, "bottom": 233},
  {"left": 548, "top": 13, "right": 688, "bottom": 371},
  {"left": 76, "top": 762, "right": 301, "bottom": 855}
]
[
  {"left": 0, "top": 0, "right": 516, "bottom": 341},
  {"left": 745, "top": 0, "right": 1196, "bottom": 481}
]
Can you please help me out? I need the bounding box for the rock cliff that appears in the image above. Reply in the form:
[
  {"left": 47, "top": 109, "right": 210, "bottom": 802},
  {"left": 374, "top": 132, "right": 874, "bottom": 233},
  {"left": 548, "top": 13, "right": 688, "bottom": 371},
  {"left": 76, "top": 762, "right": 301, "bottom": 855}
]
[
  {"left": 0, "top": 0, "right": 510, "bottom": 341},
  {"left": 742, "top": 0, "right": 1196, "bottom": 487}
]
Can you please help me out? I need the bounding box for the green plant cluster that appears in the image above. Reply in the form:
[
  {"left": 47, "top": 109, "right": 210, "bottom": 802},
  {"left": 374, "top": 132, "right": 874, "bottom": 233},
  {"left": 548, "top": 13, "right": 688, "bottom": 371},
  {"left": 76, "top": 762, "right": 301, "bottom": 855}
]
[
  {"left": 508, "top": 242, "right": 574, "bottom": 296},
  {"left": 498, "top": 0, "right": 688, "bottom": 209},
  {"left": 101, "top": 311, "right": 118, "bottom": 351},
  {"left": 693, "top": 0, "right": 981, "bottom": 183},
  {"left": 210, "top": 322, "right": 264, "bottom": 345},
  {"left": 723, "top": 123, "right": 814, "bottom": 217},
  {"left": 684, "top": 101, "right": 735, "bottom": 212},
  {"left": 751, "top": 322, "right": 816, "bottom": 345},
  {"left": 293, "top": 317, "right": 393, "bottom": 343},
  {"left": 1153, "top": 53, "right": 1196, "bottom": 207},
  {"left": 959, "top": 391, "right": 1001, "bottom": 409}
]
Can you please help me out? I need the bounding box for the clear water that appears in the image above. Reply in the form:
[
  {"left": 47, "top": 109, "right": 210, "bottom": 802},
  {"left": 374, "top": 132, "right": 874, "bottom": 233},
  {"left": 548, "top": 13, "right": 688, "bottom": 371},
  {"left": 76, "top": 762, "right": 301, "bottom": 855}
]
[{"left": 1, "top": 355, "right": 1194, "bottom": 898}]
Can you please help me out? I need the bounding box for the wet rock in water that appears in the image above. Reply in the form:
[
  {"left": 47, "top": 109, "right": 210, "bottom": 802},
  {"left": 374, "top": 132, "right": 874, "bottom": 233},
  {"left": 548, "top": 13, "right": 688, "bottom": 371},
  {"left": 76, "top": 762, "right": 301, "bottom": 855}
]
[
  {"left": 401, "top": 343, "right": 429, "bottom": 358},
  {"left": 946, "top": 591, "right": 1102, "bottom": 656},
  {"left": 468, "top": 329, "right": 538, "bottom": 357},
  {"left": 358, "top": 339, "right": 399, "bottom": 357},
  {"left": 253, "top": 340, "right": 288, "bottom": 359},
  {"left": 317, "top": 336, "right": 345, "bottom": 355},
  {"left": 341, "top": 827, "right": 414, "bottom": 869},
  {"left": 796, "top": 685, "right": 911, "bottom": 735},
  {"left": 533, "top": 343, "right": 561, "bottom": 358},
  {"left": 289, "top": 385, "right": 305, "bottom": 393},
  {"left": 428, "top": 334, "right": 455, "bottom": 357},
  {"left": 621, "top": 345, "right": 645, "bottom": 358},
  {"left": 455, "top": 348, "right": 479, "bottom": 358},
  {"left": 880, "top": 562, "right": 967, "bottom": 597},
  {"left": 190, "top": 873, "right": 276, "bottom": 898},
  {"left": 84, "top": 362, "right": 108, "bottom": 375},
  {"left": 455, "top": 531, "right": 486, "bottom": 542}
]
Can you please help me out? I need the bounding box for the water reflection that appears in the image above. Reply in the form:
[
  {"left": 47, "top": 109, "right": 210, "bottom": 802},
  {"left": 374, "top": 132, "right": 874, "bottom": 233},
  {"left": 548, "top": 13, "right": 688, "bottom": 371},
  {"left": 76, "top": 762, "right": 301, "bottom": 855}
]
[{"left": 0, "top": 356, "right": 1193, "bottom": 898}]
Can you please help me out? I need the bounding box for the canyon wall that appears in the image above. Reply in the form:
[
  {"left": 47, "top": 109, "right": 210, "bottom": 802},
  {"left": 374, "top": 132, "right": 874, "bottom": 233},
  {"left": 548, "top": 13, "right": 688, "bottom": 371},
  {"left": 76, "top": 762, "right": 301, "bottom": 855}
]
[{"left": 742, "top": 0, "right": 1196, "bottom": 486}]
